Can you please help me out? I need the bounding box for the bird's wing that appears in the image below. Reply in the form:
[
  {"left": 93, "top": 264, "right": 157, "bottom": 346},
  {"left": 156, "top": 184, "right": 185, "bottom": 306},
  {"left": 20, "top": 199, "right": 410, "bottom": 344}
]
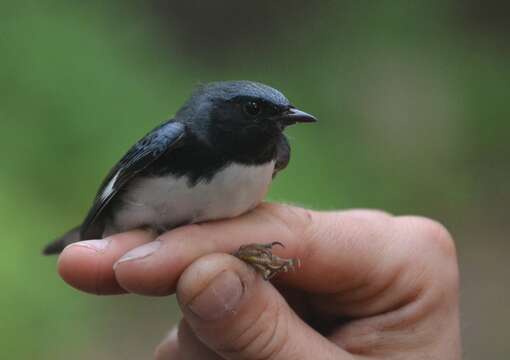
[
  {"left": 273, "top": 135, "right": 290, "bottom": 178},
  {"left": 80, "top": 120, "right": 186, "bottom": 239}
]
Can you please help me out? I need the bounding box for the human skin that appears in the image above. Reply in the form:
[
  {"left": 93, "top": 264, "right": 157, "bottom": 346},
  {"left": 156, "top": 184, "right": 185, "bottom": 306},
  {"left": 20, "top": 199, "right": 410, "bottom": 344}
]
[{"left": 57, "top": 203, "right": 461, "bottom": 359}]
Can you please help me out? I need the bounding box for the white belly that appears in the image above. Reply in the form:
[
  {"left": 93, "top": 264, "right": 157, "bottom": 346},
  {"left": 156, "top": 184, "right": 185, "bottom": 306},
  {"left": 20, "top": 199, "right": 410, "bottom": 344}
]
[{"left": 107, "top": 161, "right": 275, "bottom": 234}]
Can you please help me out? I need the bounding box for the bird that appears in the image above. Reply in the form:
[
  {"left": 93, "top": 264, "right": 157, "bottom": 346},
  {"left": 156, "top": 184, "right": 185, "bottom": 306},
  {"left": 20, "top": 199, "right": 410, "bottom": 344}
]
[{"left": 43, "top": 80, "right": 316, "bottom": 279}]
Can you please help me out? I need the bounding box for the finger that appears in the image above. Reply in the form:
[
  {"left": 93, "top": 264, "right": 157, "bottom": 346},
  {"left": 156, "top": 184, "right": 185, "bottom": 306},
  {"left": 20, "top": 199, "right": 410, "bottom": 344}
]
[
  {"left": 155, "top": 321, "right": 222, "bottom": 360},
  {"left": 112, "top": 203, "right": 396, "bottom": 296},
  {"left": 176, "top": 253, "right": 345, "bottom": 360},
  {"left": 57, "top": 229, "right": 156, "bottom": 294}
]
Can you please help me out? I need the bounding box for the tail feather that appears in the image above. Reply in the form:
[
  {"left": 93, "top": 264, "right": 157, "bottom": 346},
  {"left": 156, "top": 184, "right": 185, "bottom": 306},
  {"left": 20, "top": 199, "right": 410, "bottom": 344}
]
[{"left": 43, "top": 226, "right": 81, "bottom": 255}]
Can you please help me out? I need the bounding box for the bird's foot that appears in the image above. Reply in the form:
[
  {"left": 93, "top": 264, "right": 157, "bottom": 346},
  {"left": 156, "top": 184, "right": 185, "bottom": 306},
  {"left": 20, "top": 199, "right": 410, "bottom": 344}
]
[{"left": 232, "top": 242, "right": 299, "bottom": 280}]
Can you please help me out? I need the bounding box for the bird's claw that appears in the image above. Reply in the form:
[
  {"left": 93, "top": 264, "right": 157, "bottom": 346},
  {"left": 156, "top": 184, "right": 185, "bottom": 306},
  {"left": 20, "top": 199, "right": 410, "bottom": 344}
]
[{"left": 232, "top": 242, "right": 299, "bottom": 280}]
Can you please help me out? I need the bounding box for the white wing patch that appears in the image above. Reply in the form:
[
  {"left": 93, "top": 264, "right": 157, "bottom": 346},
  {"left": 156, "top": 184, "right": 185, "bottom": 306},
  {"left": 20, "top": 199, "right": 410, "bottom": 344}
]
[{"left": 101, "top": 171, "right": 120, "bottom": 200}]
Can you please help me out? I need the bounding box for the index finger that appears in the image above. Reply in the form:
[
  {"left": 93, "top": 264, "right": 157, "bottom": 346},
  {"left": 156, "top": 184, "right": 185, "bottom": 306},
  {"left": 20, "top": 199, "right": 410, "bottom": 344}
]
[{"left": 111, "top": 203, "right": 401, "bottom": 296}]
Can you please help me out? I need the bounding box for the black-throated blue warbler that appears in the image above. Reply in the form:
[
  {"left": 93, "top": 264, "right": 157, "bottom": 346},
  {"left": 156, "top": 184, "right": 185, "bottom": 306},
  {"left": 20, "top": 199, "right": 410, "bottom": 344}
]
[{"left": 43, "top": 80, "right": 316, "bottom": 279}]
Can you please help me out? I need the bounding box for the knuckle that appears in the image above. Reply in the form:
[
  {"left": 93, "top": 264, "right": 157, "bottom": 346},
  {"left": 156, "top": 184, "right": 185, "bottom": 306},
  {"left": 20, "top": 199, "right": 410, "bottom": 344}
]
[
  {"left": 412, "top": 217, "right": 456, "bottom": 258},
  {"left": 395, "top": 216, "right": 459, "bottom": 290},
  {"left": 396, "top": 216, "right": 457, "bottom": 259}
]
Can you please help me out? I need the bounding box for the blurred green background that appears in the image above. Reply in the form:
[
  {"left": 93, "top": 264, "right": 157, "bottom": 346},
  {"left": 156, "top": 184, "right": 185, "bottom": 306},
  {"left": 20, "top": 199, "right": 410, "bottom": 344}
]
[{"left": 1, "top": 0, "right": 509, "bottom": 358}]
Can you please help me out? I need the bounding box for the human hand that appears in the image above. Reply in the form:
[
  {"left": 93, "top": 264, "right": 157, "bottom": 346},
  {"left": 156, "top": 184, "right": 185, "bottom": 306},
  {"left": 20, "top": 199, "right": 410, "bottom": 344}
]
[{"left": 58, "top": 203, "right": 461, "bottom": 359}]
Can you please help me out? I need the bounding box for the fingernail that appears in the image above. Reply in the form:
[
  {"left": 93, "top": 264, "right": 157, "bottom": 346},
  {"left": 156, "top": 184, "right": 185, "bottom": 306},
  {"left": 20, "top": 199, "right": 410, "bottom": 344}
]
[
  {"left": 165, "top": 326, "right": 178, "bottom": 342},
  {"left": 67, "top": 239, "right": 110, "bottom": 252},
  {"left": 156, "top": 326, "right": 178, "bottom": 349},
  {"left": 114, "top": 240, "right": 161, "bottom": 268},
  {"left": 154, "top": 326, "right": 179, "bottom": 360},
  {"left": 188, "top": 271, "right": 244, "bottom": 321}
]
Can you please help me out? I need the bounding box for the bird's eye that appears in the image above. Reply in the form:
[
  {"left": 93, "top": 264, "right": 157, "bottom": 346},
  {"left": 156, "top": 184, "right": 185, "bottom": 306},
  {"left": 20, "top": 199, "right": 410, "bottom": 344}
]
[{"left": 243, "top": 101, "right": 261, "bottom": 116}]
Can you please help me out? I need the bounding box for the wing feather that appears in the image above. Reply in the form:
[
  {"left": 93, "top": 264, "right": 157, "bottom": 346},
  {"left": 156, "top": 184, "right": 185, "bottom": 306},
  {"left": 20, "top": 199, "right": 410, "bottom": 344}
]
[{"left": 80, "top": 121, "right": 186, "bottom": 239}]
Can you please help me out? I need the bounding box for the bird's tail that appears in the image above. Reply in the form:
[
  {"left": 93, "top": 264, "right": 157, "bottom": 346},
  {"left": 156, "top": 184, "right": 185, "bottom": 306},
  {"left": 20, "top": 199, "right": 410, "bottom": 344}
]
[{"left": 43, "top": 226, "right": 81, "bottom": 255}]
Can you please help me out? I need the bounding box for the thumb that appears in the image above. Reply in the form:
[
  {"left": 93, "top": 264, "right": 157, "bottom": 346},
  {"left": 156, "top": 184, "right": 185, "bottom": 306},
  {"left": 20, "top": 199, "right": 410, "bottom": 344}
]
[{"left": 176, "top": 253, "right": 344, "bottom": 360}]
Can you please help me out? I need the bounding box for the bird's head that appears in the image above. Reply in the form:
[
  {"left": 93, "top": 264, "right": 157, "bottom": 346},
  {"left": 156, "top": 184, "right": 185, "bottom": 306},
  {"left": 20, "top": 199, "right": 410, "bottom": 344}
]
[{"left": 178, "top": 81, "right": 316, "bottom": 158}]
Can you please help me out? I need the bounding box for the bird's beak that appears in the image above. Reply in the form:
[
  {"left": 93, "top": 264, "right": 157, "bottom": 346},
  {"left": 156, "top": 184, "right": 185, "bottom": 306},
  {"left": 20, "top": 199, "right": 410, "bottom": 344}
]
[{"left": 276, "top": 107, "right": 317, "bottom": 128}]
